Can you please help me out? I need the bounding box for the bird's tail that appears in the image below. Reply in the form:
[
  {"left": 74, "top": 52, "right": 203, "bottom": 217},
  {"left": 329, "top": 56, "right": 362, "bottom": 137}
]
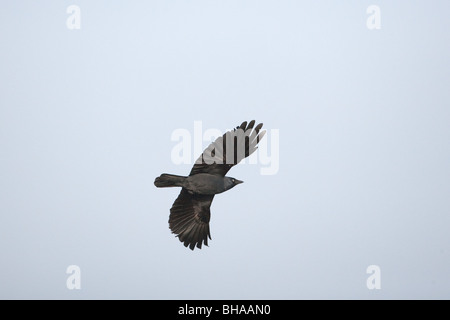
[{"left": 154, "top": 174, "right": 186, "bottom": 188}]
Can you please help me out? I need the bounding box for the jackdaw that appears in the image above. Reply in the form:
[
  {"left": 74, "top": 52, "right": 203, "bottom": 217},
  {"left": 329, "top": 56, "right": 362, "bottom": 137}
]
[{"left": 154, "top": 120, "right": 266, "bottom": 250}]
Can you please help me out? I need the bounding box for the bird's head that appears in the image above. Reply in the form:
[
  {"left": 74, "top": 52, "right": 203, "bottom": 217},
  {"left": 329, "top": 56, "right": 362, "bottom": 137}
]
[{"left": 224, "top": 177, "right": 244, "bottom": 191}]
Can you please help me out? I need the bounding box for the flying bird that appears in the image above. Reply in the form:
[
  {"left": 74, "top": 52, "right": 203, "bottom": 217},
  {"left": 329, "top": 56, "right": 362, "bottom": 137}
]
[{"left": 154, "top": 120, "right": 266, "bottom": 250}]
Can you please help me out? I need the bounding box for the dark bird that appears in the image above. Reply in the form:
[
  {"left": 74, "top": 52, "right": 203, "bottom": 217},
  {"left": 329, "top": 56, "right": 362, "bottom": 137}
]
[{"left": 154, "top": 120, "right": 266, "bottom": 250}]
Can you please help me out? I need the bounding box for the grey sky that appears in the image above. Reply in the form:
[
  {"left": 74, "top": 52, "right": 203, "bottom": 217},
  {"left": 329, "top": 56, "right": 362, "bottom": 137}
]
[{"left": 1, "top": 1, "right": 449, "bottom": 299}]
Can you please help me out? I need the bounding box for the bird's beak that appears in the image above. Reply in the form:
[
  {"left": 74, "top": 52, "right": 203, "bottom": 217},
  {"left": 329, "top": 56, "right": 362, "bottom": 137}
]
[{"left": 235, "top": 179, "right": 244, "bottom": 185}]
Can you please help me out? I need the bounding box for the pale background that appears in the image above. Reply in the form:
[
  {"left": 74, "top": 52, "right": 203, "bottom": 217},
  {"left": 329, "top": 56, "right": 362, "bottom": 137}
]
[{"left": 1, "top": 1, "right": 449, "bottom": 299}]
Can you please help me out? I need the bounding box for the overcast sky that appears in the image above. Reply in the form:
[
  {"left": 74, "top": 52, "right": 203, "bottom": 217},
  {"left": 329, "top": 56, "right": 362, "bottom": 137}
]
[{"left": 1, "top": 1, "right": 449, "bottom": 299}]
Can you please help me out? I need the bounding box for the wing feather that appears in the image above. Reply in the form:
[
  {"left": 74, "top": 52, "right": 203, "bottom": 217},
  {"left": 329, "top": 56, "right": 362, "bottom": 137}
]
[
  {"left": 169, "top": 189, "right": 213, "bottom": 250},
  {"left": 189, "top": 120, "right": 265, "bottom": 176}
]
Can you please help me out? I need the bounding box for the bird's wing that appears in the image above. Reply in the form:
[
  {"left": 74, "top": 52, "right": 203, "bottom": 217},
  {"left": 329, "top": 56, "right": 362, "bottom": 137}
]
[
  {"left": 169, "top": 188, "right": 214, "bottom": 250},
  {"left": 189, "top": 120, "right": 266, "bottom": 177}
]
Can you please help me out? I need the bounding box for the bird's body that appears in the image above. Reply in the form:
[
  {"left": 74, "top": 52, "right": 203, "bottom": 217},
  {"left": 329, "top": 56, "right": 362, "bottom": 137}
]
[
  {"left": 185, "top": 174, "right": 242, "bottom": 195},
  {"left": 155, "top": 173, "right": 242, "bottom": 195},
  {"left": 154, "top": 120, "right": 265, "bottom": 250}
]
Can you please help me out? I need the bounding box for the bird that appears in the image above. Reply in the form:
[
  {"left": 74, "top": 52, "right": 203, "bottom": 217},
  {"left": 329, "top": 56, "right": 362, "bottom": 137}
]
[{"left": 154, "top": 120, "right": 266, "bottom": 250}]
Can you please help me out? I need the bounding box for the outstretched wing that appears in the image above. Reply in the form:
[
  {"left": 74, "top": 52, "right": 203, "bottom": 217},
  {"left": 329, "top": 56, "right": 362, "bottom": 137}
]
[
  {"left": 190, "top": 120, "right": 266, "bottom": 177},
  {"left": 169, "top": 188, "right": 214, "bottom": 250}
]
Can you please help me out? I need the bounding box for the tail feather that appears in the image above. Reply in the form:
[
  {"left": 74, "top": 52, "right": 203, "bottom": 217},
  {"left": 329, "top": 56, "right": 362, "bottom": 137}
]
[{"left": 154, "top": 174, "right": 186, "bottom": 188}]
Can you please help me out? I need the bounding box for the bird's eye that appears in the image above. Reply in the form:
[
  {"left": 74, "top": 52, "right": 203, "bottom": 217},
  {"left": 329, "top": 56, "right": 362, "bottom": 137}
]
[{"left": 231, "top": 179, "right": 235, "bottom": 182}]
